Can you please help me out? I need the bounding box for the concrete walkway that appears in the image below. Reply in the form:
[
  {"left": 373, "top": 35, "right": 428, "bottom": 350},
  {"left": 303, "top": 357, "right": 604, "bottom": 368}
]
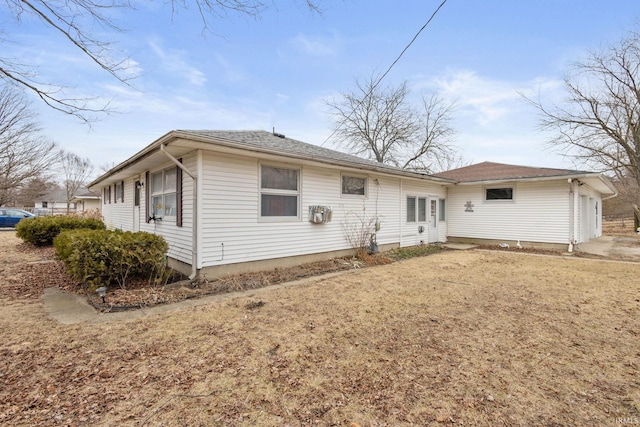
[{"left": 577, "top": 235, "right": 640, "bottom": 260}]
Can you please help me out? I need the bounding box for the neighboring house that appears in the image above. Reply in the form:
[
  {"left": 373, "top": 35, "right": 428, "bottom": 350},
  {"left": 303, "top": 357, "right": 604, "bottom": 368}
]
[
  {"left": 89, "top": 130, "right": 617, "bottom": 279},
  {"left": 434, "top": 162, "right": 617, "bottom": 250},
  {"left": 34, "top": 189, "right": 76, "bottom": 215},
  {"left": 70, "top": 189, "right": 101, "bottom": 213}
]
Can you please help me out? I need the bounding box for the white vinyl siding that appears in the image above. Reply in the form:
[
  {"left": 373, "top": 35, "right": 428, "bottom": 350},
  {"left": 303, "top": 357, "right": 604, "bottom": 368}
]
[
  {"left": 198, "top": 151, "right": 404, "bottom": 268},
  {"left": 447, "top": 181, "right": 570, "bottom": 244},
  {"left": 99, "top": 147, "right": 453, "bottom": 271},
  {"left": 101, "top": 178, "right": 135, "bottom": 231}
]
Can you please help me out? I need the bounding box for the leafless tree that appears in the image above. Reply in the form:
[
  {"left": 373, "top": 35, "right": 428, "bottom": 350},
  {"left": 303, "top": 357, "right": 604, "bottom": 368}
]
[
  {"left": 602, "top": 176, "right": 640, "bottom": 220},
  {"left": 0, "top": 86, "right": 58, "bottom": 206},
  {"left": 527, "top": 29, "right": 640, "bottom": 204},
  {"left": 327, "top": 77, "right": 458, "bottom": 173},
  {"left": 59, "top": 151, "right": 94, "bottom": 213},
  {"left": 1, "top": 0, "right": 322, "bottom": 122}
]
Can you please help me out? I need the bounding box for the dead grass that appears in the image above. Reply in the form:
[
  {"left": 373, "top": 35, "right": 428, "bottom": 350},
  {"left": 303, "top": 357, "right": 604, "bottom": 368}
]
[{"left": 1, "top": 231, "right": 640, "bottom": 426}]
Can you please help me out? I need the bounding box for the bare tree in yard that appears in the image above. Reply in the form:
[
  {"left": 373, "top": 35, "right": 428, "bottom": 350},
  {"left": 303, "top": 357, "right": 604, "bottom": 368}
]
[
  {"left": 0, "top": 86, "right": 58, "bottom": 206},
  {"left": 327, "top": 77, "right": 458, "bottom": 173},
  {"left": 528, "top": 29, "right": 640, "bottom": 204},
  {"left": 59, "top": 151, "right": 93, "bottom": 213},
  {"left": 1, "top": 0, "right": 322, "bottom": 121}
]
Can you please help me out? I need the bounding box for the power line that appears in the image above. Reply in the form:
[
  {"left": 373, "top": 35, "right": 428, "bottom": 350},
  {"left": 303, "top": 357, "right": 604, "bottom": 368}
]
[
  {"left": 370, "top": 0, "right": 449, "bottom": 94},
  {"left": 322, "top": 0, "right": 449, "bottom": 146}
]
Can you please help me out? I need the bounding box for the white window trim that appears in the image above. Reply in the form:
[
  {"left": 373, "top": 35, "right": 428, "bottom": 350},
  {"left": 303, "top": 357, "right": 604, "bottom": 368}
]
[
  {"left": 483, "top": 185, "right": 516, "bottom": 203},
  {"left": 340, "top": 173, "right": 368, "bottom": 198},
  {"left": 151, "top": 167, "right": 177, "bottom": 220},
  {"left": 258, "top": 162, "right": 302, "bottom": 222},
  {"left": 406, "top": 195, "right": 428, "bottom": 224}
]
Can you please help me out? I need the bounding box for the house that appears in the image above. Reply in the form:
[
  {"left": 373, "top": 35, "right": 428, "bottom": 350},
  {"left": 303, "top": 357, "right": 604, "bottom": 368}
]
[
  {"left": 70, "top": 189, "right": 101, "bottom": 213},
  {"left": 89, "top": 130, "right": 452, "bottom": 278},
  {"left": 88, "top": 130, "right": 617, "bottom": 279},
  {"left": 34, "top": 189, "right": 76, "bottom": 216},
  {"left": 434, "top": 162, "right": 617, "bottom": 250}
]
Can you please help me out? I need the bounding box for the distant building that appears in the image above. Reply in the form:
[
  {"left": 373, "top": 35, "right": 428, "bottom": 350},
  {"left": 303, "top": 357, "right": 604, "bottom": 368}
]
[
  {"left": 33, "top": 188, "right": 100, "bottom": 215},
  {"left": 70, "top": 189, "right": 101, "bottom": 213}
]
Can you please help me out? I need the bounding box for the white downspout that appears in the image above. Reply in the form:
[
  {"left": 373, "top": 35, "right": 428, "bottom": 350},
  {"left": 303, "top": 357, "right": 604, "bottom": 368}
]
[
  {"left": 568, "top": 178, "right": 575, "bottom": 253},
  {"left": 160, "top": 144, "right": 199, "bottom": 280},
  {"left": 399, "top": 179, "right": 403, "bottom": 247}
]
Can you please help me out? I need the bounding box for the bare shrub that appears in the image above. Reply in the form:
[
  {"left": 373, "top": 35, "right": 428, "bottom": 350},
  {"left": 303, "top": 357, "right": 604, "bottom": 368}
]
[{"left": 341, "top": 205, "right": 379, "bottom": 257}]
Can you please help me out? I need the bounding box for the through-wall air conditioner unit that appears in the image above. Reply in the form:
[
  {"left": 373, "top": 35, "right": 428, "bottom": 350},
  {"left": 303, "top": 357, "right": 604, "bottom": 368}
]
[{"left": 308, "top": 205, "right": 332, "bottom": 224}]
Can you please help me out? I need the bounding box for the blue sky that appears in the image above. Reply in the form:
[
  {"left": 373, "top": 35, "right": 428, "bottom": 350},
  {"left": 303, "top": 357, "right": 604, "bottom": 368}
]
[{"left": 5, "top": 0, "right": 639, "bottom": 176}]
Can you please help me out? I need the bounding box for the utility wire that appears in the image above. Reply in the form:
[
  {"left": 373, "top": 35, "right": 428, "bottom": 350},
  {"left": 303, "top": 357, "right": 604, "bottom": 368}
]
[
  {"left": 322, "top": 0, "right": 449, "bottom": 146},
  {"left": 370, "top": 0, "right": 448, "bottom": 95}
]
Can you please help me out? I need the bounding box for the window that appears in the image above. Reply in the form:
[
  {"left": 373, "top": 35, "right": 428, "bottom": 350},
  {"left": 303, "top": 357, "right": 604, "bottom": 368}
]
[
  {"left": 115, "top": 181, "right": 123, "bottom": 203},
  {"left": 42, "top": 201, "right": 48, "bottom": 208},
  {"left": 341, "top": 175, "right": 367, "bottom": 196},
  {"left": 134, "top": 181, "right": 141, "bottom": 207},
  {"left": 407, "top": 197, "right": 416, "bottom": 222},
  {"left": 407, "top": 196, "right": 428, "bottom": 223},
  {"left": 439, "top": 199, "right": 446, "bottom": 221},
  {"left": 485, "top": 187, "right": 513, "bottom": 201},
  {"left": 260, "top": 165, "right": 300, "bottom": 218},
  {"left": 151, "top": 168, "right": 177, "bottom": 218},
  {"left": 418, "top": 198, "right": 427, "bottom": 222}
]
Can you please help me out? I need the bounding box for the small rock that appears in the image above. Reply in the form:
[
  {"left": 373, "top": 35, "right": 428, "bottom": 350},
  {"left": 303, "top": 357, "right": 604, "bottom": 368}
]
[{"left": 487, "top": 395, "right": 495, "bottom": 402}]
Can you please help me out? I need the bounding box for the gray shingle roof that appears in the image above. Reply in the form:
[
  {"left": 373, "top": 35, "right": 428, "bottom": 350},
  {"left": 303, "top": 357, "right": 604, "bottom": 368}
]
[
  {"left": 90, "top": 129, "right": 456, "bottom": 187},
  {"left": 179, "top": 130, "right": 411, "bottom": 173}
]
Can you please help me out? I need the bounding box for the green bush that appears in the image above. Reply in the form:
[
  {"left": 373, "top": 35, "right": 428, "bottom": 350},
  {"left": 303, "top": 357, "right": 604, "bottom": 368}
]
[
  {"left": 16, "top": 215, "right": 105, "bottom": 246},
  {"left": 52, "top": 229, "right": 87, "bottom": 261},
  {"left": 54, "top": 229, "right": 169, "bottom": 291}
]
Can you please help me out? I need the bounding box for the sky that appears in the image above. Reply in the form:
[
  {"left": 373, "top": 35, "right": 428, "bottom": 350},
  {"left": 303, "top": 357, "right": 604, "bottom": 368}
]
[{"left": 3, "top": 0, "right": 640, "bottom": 178}]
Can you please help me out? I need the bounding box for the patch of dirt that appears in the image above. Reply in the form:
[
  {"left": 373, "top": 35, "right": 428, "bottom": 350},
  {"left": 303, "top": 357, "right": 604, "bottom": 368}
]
[{"left": 2, "top": 231, "right": 640, "bottom": 426}]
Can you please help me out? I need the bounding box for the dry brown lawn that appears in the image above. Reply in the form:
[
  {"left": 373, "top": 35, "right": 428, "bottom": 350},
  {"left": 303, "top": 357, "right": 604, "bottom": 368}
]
[{"left": 1, "top": 230, "right": 639, "bottom": 426}]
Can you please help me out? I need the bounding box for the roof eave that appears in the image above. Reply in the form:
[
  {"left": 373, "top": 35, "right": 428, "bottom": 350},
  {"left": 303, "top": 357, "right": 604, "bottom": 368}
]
[
  {"left": 88, "top": 131, "right": 178, "bottom": 188},
  {"left": 454, "top": 173, "right": 617, "bottom": 196}
]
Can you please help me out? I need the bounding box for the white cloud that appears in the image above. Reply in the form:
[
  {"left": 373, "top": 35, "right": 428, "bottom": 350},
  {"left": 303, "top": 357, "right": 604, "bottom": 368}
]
[
  {"left": 288, "top": 32, "right": 341, "bottom": 56},
  {"left": 409, "top": 69, "right": 573, "bottom": 168},
  {"left": 413, "top": 69, "right": 563, "bottom": 127},
  {"left": 213, "top": 53, "right": 245, "bottom": 83},
  {"left": 148, "top": 40, "right": 207, "bottom": 86},
  {"left": 433, "top": 70, "right": 524, "bottom": 125}
]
